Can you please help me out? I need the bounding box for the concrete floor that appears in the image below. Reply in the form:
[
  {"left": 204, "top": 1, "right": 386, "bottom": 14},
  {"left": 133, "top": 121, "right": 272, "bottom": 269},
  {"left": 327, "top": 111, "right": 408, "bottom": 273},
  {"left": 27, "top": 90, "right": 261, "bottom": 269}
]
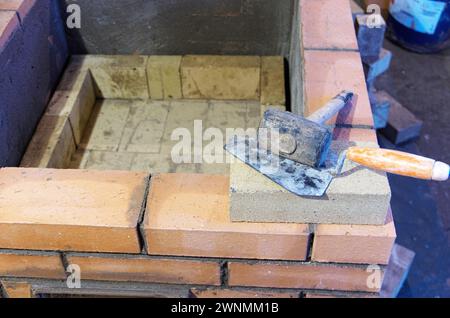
[
  {"left": 376, "top": 40, "right": 450, "bottom": 297},
  {"left": 69, "top": 99, "right": 261, "bottom": 174}
]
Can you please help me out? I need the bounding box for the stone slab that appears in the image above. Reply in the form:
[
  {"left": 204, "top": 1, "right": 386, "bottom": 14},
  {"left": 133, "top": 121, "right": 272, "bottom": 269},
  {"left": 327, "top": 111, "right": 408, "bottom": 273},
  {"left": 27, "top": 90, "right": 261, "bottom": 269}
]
[
  {"left": 46, "top": 70, "right": 96, "bottom": 144},
  {"left": 147, "top": 55, "right": 182, "bottom": 100},
  {"left": 90, "top": 66, "right": 149, "bottom": 99},
  {"left": 260, "top": 56, "right": 286, "bottom": 106},
  {"left": 61, "top": 97, "right": 260, "bottom": 175},
  {"left": 207, "top": 100, "right": 248, "bottom": 133},
  {"left": 181, "top": 55, "right": 261, "bottom": 100},
  {"left": 130, "top": 153, "right": 173, "bottom": 173},
  {"left": 80, "top": 99, "right": 131, "bottom": 151},
  {"left": 162, "top": 100, "right": 209, "bottom": 144},
  {"left": 71, "top": 55, "right": 149, "bottom": 99},
  {"left": 119, "top": 100, "right": 170, "bottom": 154},
  {"left": 20, "top": 115, "right": 76, "bottom": 168},
  {"left": 83, "top": 151, "right": 135, "bottom": 171}
]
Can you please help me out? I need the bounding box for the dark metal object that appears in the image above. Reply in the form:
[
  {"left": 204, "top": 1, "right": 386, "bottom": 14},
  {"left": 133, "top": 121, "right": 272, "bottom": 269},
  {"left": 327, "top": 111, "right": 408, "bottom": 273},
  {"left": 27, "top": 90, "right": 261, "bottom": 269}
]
[
  {"left": 259, "top": 109, "right": 332, "bottom": 168},
  {"left": 225, "top": 136, "right": 338, "bottom": 197}
]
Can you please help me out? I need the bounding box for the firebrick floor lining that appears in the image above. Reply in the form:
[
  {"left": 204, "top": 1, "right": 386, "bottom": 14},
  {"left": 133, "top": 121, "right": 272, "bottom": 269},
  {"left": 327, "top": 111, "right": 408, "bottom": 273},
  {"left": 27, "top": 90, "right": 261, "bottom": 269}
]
[{"left": 69, "top": 99, "right": 261, "bottom": 174}]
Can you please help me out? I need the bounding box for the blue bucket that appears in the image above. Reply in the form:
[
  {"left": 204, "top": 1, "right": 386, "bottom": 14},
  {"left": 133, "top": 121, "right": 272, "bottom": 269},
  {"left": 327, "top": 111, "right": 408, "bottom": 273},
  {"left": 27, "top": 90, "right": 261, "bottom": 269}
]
[{"left": 386, "top": 0, "right": 450, "bottom": 53}]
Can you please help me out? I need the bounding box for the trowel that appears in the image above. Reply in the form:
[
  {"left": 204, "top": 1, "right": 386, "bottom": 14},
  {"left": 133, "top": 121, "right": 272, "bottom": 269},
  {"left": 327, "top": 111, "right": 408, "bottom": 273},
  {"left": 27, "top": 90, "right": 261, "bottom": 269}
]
[{"left": 225, "top": 91, "right": 449, "bottom": 197}]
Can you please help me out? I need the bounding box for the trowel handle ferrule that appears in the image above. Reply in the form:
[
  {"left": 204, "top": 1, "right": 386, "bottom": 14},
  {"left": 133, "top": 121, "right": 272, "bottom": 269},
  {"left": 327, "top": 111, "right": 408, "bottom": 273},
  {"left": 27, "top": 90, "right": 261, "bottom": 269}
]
[
  {"left": 347, "top": 147, "right": 449, "bottom": 181},
  {"left": 307, "top": 90, "right": 354, "bottom": 124}
]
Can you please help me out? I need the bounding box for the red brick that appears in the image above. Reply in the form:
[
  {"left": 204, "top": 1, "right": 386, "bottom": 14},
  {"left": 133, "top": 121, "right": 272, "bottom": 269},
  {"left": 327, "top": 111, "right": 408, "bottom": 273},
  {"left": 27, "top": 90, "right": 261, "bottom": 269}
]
[
  {"left": 0, "top": 168, "right": 147, "bottom": 253},
  {"left": 0, "top": 0, "right": 22, "bottom": 11},
  {"left": 190, "top": 288, "right": 299, "bottom": 298},
  {"left": 15, "top": 0, "right": 34, "bottom": 21},
  {"left": 20, "top": 114, "right": 76, "bottom": 168},
  {"left": 0, "top": 252, "right": 66, "bottom": 280},
  {"left": 332, "top": 127, "right": 378, "bottom": 144},
  {"left": 66, "top": 254, "right": 221, "bottom": 286},
  {"left": 0, "top": 0, "right": 35, "bottom": 20},
  {"left": 228, "top": 262, "right": 384, "bottom": 292},
  {"left": 142, "top": 174, "right": 310, "bottom": 261},
  {"left": 260, "top": 56, "right": 286, "bottom": 105},
  {"left": 0, "top": 281, "right": 32, "bottom": 298},
  {"left": 304, "top": 50, "right": 374, "bottom": 127},
  {"left": 300, "top": 0, "right": 358, "bottom": 50},
  {"left": 0, "top": 9, "right": 18, "bottom": 48},
  {"left": 312, "top": 209, "right": 396, "bottom": 265}
]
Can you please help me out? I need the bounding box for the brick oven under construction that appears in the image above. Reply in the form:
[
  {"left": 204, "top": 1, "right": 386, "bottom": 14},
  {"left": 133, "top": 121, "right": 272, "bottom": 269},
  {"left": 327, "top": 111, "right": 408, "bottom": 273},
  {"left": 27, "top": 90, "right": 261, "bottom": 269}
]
[{"left": 0, "top": 0, "right": 396, "bottom": 298}]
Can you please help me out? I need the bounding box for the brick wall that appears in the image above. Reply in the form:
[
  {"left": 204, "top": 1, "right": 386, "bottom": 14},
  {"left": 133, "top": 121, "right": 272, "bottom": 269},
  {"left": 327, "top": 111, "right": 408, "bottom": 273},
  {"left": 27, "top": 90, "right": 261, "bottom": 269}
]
[
  {"left": 60, "top": 0, "right": 295, "bottom": 57},
  {"left": 0, "top": 0, "right": 68, "bottom": 167},
  {"left": 57, "top": 0, "right": 304, "bottom": 114},
  {"left": 0, "top": 0, "right": 397, "bottom": 298},
  {"left": 0, "top": 168, "right": 394, "bottom": 298}
]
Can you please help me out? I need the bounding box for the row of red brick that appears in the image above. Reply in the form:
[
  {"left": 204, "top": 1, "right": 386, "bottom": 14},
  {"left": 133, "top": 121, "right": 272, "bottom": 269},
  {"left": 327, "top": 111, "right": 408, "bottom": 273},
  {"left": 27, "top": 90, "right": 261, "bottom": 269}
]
[
  {"left": 0, "top": 0, "right": 34, "bottom": 46},
  {"left": 0, "top": 144, "right": 395, "bottom": 266},
  {"left": 0, "top": 250, "right": 384, "bottom": 293},
  {"left": 0, "top": 279, "right": 378, "bottom": 298},
  {"left": 300, "top": 0, "right": 374, "bottom": 128}
]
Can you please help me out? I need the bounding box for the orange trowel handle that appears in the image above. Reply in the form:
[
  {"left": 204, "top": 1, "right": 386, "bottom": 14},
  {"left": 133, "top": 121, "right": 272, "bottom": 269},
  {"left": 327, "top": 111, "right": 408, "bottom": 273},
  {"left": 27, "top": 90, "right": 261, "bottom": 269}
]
[{"left": 347, "top": 147, "right": 449, "bottom": 181}]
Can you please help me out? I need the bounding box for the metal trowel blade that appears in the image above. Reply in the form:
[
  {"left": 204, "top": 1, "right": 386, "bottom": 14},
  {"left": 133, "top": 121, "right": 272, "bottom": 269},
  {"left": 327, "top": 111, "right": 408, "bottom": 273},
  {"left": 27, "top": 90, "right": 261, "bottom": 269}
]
[{"left": 225, "top": 136, "right": 333, "bottom": 197}]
